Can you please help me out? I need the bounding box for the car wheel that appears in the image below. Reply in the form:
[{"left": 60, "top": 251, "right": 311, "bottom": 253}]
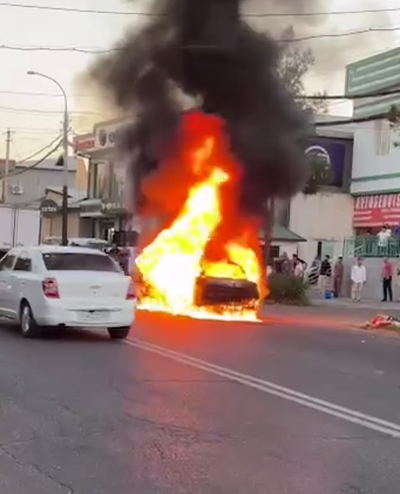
[
  {"left": 108, "top": 327, "right": 130, "bottom": 340},
  {"left": 20, "top": 302, "right": 41, "bottom": 338}
]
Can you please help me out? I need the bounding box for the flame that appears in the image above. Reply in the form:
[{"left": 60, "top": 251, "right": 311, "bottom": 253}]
[{"left": 135, "top": 111, "right": 267, "bottom": 321}]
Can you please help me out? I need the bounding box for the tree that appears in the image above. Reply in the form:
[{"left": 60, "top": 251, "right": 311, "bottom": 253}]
[
  {"left": 277, "top": 41, "right": 329, "bottom": 114},
  {"left": 263, "top": 41, "right": 329, "bottom": 268},
  {"left": 278, "top": 40, "right": 330, "bottom": 195}
]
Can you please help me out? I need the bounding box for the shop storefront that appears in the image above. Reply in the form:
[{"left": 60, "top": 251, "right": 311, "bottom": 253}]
[
  {"left": 353, "top": 193, "right": 400, "bottom": 232},
  {"left": 74, "top": 119, "right": 139, "bottom": 245}
]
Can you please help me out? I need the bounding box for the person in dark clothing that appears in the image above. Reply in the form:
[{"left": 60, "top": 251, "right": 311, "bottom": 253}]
[
  {"left": 318, "top": 255, "right": 331, "bottom": 294},
  {"left": 333, "top": 256, "right": 344, "bottom": 298},
  {"left": 382, "top": 258, "right": 393, "bottom": 302}
]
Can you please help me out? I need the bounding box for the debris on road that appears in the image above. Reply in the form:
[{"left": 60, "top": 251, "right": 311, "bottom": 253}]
[{"left": 363, "top": 314, "right": 400, "bottom": 332}]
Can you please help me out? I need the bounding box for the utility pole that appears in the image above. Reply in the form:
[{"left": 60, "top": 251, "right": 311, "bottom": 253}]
[
  {"left": 2, "top": 129, "right": 12, "bottom": 203},
  {"left": 61, "top": 105, "right": 69, "bottom": 246}
]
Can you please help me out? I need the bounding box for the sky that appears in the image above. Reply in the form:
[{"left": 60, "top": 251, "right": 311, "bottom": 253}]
[{"left": 1, "top": 0, "right": 400, "bottom": 160}]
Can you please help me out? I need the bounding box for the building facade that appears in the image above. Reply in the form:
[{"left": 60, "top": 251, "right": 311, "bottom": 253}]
[
  {"left": 75, "top": 119, "right": 135, "bottom": 242},
  {"left": 39, "top": 187, "right": 89, "bottom": 242},
  {"left": 346, "top": 47, "right": 400, "bottom": 234},
  {"left": 286, "top": 115, "right": 355, "bottom": 265},
  {"left": 0, "top": 157, "right": 85, "bottom": 207},
  {"left": 75, "top": 114, "right": 355, "bottom": 259}
]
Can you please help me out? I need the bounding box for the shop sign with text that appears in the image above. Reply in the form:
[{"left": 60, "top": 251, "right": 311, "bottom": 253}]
[{"left": 353, "top": 193, "right": 400, "bottom": 226}]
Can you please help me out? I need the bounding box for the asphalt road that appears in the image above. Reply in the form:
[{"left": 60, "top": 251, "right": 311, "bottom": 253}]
[{"left": 0, "top": 311, "right": 400, "bottom": 494}]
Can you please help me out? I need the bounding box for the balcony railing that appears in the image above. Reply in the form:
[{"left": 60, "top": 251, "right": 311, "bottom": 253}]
[{"left": 343, "top": 236, "right": 400, "bottom": 258}]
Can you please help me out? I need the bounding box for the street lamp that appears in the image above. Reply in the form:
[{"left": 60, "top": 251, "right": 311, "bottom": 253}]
[{"left": 27, "top": 70, "right": 69, "bottom": 246}]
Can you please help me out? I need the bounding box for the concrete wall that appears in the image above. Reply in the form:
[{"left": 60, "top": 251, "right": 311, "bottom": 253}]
[
  {"left": 342, "top": 257, "right": 400, "bottom": 300},
  {"left": 351, "top": 121, "right": 400, "bottom": 195},
  {"left": 289, "top": 191, "right": 354, "bottom": 266},
  {"left": 4, "top": 165, "right": 77, "bottom": 206}
]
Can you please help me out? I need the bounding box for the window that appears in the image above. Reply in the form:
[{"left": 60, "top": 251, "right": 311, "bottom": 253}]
[
  {"left": 14, "top": 253, "right": 32, "bottom": 271},
  {"left": 42, "top": 252, "right": 120, "bottom": 272},
  {"left": 0, "top": 253, "right": 16, "bottom": 271}
]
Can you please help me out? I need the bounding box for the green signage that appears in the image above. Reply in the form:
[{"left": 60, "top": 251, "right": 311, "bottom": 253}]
[{"left": 345, "top": 47, "right": 400, "bottom": 97}]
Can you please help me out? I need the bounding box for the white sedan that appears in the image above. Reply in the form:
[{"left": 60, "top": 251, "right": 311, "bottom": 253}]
[{"left": 0, "top": 245, "right": 137, "bottom": 339}]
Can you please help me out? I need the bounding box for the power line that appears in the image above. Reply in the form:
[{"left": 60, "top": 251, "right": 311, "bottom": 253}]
[
  {"left": 315, "top": 112, "right": 399, "bottom": 127},
  {"left": 0, "top": 26, "right": 399, "bottom": 55},
  {"left": 0, "top": 105, "right": 100, "bottom": 116},
  {"left": 299, "top": 89, "right": 400, "bottom": 100},
  {"left": 0, "top": 89, "right": 93, "bottom": 98},
  {"left": 15, "top": 133, "right": 62, "bottom": 164},
  {"left": 9, "top": 127, "right": 62, "bottom": 133},
  {"left": 1, "top": 139, "right": 62, "bottom": 179},
  {"left": 1, "top": 2, "right": 400, "bottom": 17}
]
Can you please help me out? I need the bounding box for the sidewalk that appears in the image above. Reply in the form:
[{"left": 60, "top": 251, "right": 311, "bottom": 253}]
[
  {"left": 312, "top": 297, "right": 400, "bottom": 314},
  {"left": 262, "top": 297, "right": 400, "bottom": 331}
]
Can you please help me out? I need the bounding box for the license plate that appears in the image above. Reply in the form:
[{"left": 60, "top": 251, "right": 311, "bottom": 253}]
[{"left": 77, "top": 311, "right": 109, "bottom": 322}]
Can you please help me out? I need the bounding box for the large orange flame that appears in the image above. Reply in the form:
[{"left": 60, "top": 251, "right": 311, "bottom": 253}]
[{"left": 135, "top": 111, "right": 267, "bottom": 321}]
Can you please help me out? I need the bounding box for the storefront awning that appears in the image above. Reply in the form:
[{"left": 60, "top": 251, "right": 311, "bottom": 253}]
[{"left": 259, "top": 225, "right": 306, "bottom": 243}]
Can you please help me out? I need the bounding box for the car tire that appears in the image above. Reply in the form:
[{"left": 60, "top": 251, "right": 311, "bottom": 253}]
[
  {"left": 108, "top": 327, "right": 130, "bottom": 340},
  {"left": 20, "top": 301, "right": 41, "bottom": 338}
]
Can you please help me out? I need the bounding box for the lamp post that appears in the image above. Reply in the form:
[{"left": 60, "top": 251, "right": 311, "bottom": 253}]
[{"left": 27, "top": 71, "right": 69, "bottom": 245}]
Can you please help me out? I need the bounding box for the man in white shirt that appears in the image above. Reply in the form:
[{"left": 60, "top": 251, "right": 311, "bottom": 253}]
[
  {"left": 377, "top": 224, "right": 391, "bottom": 248},
  {"left": 351, "top": 257, "right": 367, "bottom": 302}
]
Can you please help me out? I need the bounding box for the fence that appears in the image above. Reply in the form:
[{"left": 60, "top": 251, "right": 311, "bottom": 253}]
[{"left": 342, "top": 236, "right": 400, "bottom": 258}]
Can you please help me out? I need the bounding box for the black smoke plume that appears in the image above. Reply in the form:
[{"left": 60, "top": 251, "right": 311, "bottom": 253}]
[{"left": 89, "top": 0, "right": 311, "bottom": 215}]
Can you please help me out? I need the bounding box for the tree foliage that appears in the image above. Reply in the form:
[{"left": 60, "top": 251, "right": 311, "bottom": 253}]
[
  {"left": 277, "top": 42, "right": 329, "bottom": 114},
  {"left": 277, "top": 39, "right": 330, "bottom": 194}
]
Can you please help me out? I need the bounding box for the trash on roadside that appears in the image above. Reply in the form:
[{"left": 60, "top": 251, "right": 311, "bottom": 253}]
[{"left": 363, "top": 314, "right": 400, "bottom": 330}]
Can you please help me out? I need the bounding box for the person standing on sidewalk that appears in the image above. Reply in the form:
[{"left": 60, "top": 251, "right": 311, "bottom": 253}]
[
  {"left": 381, "top": 258, "right": 393, "bottom": 302},
  {"left": 318, "top": 255, "right": 331, "bottom": 295},
  {"left": 333, "top": 256, "right": 344, "bottom": 298},
  {"left": 351, "top": 257, "right": 366, "bottom": 302}
]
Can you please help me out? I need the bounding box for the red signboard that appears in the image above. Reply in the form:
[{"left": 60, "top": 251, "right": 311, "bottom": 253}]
[
  {"left": 353, "top": 193, "right": 400, "bottom": 226},
  {"left": 73, "top": 135, "right": 96, "bottom": 153}
]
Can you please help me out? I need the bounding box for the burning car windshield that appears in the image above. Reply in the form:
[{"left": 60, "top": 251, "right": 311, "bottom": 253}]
[{"left": 42, "top": 253, "right": 120, "bottom": 272}]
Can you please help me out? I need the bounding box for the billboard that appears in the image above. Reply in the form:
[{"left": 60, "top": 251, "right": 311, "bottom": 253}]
[{"left": 304, "top": 137, "right": 351, "bottom": 188}]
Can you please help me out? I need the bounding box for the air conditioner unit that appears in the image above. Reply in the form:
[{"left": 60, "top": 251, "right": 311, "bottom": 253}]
[{"left": 11, "top": 184, "right": 23, "bottom": 195}]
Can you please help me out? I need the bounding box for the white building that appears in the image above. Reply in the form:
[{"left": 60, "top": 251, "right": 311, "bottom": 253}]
[
  {"left": 345, "top": 46, "right": 400, "bottom": 235},
  {"left": 280, "top": 114, "right": 356, "bottom": 266}
]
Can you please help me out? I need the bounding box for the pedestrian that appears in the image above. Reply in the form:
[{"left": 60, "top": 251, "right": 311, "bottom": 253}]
[
  {"left": 280, "top": 252, "right": 291, "bottom": 275},
  {"left": 351, "top": 256, "right": 366, "bottom": 302},
  {"left": 318, "top": 255, "right": 331, "bottom": 295},
  {"left": 381, "top": 258, "right": 393, "bottom": 302},
  {"left": 294, "top": 259, "right": 304, "bottom": 278},
  {"left": 395, "top": 256, "right": 400, "bottom": 301},
  {"left": 308, "top": 256, "right": 320, "bottom": 285},
  {"left": 333, "top": 256, "right": 344, "bottom": 298}
]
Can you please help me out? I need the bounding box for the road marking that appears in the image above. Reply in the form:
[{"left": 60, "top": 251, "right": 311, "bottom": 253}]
[{"left": 126, "top": 338, "right": 400, "bottom": 438}]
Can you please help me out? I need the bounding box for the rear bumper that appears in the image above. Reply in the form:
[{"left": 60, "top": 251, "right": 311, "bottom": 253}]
[{"left": 34, "top": 299, "right": 136, "bottom": 328}]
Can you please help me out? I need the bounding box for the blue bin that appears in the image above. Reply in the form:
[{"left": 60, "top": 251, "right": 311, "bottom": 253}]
[{"left": 325, "top": 291, "right": 334, "bottom": 300}]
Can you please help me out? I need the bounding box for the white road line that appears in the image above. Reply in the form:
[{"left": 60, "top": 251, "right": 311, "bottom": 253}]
[{"left": 126, "top": 338, "right": 400, "bottom": 438}]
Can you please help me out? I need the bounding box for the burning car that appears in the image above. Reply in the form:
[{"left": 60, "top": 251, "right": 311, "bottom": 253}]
[
  {"left": 194, "top": 274, "right": 259, "bottom": 308},
  {"left": 90, "top": 0, "right": 309, "bottom": 321}
]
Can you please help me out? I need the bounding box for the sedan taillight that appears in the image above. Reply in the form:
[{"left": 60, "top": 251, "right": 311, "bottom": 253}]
[
  {"left": 126, "top": 280, "right": 136, "bottom": 300},
  {"left": 42, "top": 278, "right": 60, "bottom": 298}
]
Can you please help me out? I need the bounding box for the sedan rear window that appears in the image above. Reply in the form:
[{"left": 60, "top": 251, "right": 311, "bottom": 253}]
[{"left": 42, "top": 253, "right": 120, "bottom": 272}]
